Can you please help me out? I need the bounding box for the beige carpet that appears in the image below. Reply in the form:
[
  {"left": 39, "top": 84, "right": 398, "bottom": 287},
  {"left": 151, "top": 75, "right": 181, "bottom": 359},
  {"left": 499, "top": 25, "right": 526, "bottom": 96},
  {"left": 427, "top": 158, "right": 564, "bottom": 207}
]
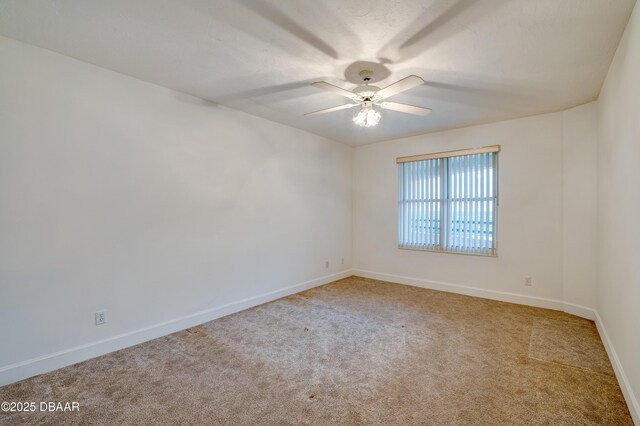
[{"left": 0, "top": 276, "right": 631, "bottom": 425}]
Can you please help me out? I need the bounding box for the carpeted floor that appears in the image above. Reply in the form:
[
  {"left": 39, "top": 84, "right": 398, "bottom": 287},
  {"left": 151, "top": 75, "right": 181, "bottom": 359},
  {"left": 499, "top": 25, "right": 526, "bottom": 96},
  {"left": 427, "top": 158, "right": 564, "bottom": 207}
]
[{"left": 0, "top": 276, "right": 632, "bottom": 425}]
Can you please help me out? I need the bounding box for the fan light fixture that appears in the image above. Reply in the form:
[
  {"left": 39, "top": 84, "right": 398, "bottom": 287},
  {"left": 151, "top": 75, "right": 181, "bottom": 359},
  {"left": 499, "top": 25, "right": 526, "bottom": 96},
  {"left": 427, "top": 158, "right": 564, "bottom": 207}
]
[
  {"left": 353, "top": 106, "right": 381, "bottom": 127},
  {"left": 305, "top": 69, "right": 432, "bottom": 127}
]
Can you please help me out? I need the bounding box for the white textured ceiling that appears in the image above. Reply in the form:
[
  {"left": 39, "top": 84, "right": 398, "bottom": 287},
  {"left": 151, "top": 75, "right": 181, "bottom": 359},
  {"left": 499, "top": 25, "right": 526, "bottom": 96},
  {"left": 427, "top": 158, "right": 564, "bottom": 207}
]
[{"left": 0, "top": 0, "right": 635, "bottom": 145}]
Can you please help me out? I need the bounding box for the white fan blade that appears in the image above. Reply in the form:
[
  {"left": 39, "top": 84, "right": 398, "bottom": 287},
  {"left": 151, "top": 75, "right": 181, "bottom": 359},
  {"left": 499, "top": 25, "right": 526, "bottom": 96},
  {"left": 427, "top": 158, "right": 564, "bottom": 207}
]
[
  {"left": 376, "top": 75, "right": 425, "bottom": 99},
  {"left": 312, "top": 81, "right": 360, "bottom": 100},
  {"left": 304, "top": 103, "right": 359, "bottom": 116},
  {"left": 380, "top": 101, "right": 432, "bottom": 116}
]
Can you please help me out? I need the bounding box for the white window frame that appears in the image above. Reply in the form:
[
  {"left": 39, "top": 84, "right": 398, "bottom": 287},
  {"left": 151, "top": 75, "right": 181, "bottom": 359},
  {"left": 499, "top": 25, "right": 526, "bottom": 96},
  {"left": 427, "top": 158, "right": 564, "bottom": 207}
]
[{"left": 397, "top": 145, "right": 500, "bottom": 256}]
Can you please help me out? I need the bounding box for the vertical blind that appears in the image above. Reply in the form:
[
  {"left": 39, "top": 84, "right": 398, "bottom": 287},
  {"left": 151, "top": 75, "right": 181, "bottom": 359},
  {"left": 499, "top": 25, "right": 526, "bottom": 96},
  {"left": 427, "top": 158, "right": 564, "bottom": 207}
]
[{"left": 397, "top": 147, "right": 499, "bottom": 255}]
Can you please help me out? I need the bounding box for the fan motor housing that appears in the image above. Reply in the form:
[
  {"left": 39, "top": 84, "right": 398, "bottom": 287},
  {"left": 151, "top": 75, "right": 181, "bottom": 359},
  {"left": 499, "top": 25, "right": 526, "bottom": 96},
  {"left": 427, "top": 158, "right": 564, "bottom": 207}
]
[{"left": 352, "top": 85, "right": 380, "bottom": 100}]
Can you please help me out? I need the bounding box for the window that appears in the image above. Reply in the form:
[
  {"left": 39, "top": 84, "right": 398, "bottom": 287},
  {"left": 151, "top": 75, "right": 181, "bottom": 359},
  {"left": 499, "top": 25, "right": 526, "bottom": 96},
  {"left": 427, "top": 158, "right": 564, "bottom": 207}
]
[{"left": 397, "top": 146, "right": 499, "bottom": 256}]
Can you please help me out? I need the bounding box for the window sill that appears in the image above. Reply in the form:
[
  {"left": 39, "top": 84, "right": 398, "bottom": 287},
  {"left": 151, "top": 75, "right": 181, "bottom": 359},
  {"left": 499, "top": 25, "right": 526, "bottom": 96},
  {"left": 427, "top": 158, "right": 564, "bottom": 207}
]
[{"left": 398, "top": 246, "right": 498, "bottom": 257}]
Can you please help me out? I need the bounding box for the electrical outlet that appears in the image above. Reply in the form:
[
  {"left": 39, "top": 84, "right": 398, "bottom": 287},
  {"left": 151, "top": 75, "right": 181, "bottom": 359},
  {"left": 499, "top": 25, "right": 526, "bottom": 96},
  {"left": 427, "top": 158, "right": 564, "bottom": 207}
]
[
  {"left": 325, "top": 260, "right": 330, "bottom": 268},
  {"left": 524, "top": 277, "right": 533, "bottom": 286},
  {"left": 341, "top": 258, "right": 345, "bottom": 265},
  {"left": 95, "top": 310, "right": 107, "bottom": 325}
]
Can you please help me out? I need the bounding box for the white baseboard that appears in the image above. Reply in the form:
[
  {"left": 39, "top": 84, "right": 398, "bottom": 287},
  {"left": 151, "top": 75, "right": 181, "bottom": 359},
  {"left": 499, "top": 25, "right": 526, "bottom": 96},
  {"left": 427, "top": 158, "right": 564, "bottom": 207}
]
[
  {"left": 352, "top": 269, "right": 638, "bottom": 423},
  {"left": 563, "top": 301, "right": 597, "bottom": 321},
  {"left": 352, "top": 269, "right": 596, "bottom": 319},
  {"left": 0, "top": 270, "right": 353, "bottom": 387},
  {"left": 594, "top": 311, "right": 640, "bottom": 425}
]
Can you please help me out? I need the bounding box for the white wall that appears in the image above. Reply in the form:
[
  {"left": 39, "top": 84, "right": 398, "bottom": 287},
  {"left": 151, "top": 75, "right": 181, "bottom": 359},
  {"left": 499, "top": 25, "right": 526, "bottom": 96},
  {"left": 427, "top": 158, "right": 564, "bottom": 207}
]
[
  {"left": 353, "top": 108, "right": 598, "bottom": 309},
  {"left": 0, "top": 36, "right": 352, "bottom": 378},
  {"left": 561, "top": 102, "right": 599, "bottom": 310},
  {"left": 597, "top": 2, "right": 640, "bottom": 417}
]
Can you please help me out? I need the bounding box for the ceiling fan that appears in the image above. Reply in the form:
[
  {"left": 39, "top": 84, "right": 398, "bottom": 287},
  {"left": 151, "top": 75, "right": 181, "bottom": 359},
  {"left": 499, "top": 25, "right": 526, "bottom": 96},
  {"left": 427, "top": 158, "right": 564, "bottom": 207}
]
[{"left": 305, "top": 70, "right": 431, "bottom": 127}]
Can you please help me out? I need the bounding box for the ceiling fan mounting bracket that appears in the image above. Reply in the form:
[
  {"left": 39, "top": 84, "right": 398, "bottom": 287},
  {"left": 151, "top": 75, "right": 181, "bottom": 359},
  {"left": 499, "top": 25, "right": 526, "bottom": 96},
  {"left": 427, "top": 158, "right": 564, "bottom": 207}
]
[{"left": 358, "top": 69, "right": 374, "bottom": 83}]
